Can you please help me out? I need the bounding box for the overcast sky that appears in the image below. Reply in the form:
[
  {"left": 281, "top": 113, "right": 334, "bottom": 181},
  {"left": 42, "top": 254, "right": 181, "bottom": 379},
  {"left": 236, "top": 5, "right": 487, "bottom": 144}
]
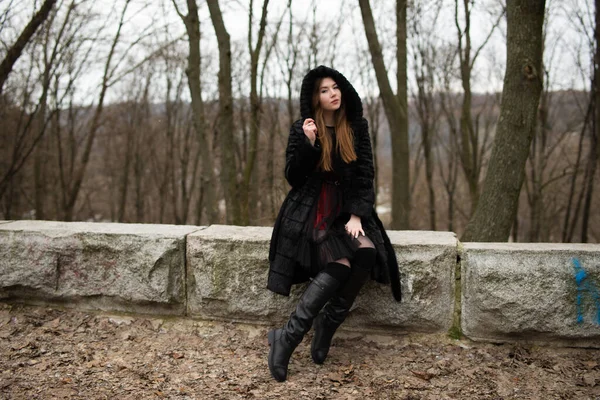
[
  {"left": 123, "top": 0, "right": 594, "bottom": 96},
  {"left": 1, "top": 0, "right": 593, "bottom": 104}
]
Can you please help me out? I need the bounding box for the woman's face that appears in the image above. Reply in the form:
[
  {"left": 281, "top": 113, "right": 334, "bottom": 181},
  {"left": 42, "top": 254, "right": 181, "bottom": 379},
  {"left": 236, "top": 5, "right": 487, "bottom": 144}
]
[{"left": 318, "top": 77, "right": 342, "bottom": 112}]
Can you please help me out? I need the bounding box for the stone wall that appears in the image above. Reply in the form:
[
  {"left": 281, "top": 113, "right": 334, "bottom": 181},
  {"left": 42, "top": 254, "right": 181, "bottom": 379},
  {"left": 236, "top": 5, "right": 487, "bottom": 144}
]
[
  {"left": 1, "top": 220, "right": 599, "bottom": 347},
  {"left": 0, "top": 221, "right": 201, "bottom": 315},
  {"left": 461, "top": 243, "right": 600, "bottom": 347}
]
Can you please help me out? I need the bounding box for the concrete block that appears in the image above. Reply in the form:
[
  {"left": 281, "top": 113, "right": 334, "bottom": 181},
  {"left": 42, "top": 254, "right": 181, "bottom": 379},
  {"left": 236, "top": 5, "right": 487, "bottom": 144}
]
[
  {"left": 187, "top": 225, "right": 457, "bottom": 333},
  {"left": 186, "top": 225, "right": 299, "bottom": 323},
  {"left": 351, "top": 231, "right": 457, "bottom": 332},
  {"left": 0, "top": 221, "right": 202, "bottom": 315},
  {"left": 461, "top": 243, "right": 600, "bottom": 347}
]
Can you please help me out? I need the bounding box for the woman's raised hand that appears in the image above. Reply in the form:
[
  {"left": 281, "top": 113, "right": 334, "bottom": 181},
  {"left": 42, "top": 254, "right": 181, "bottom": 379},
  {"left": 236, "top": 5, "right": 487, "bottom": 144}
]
[{"left": 302, "top": 118, "right": 317, "bottom": 145}]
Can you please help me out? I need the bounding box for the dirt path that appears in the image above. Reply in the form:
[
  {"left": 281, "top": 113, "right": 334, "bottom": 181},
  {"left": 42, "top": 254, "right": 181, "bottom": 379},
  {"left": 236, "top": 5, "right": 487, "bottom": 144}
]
[{"left": 0, "top": 303, "right": 599, "bottom": 399}]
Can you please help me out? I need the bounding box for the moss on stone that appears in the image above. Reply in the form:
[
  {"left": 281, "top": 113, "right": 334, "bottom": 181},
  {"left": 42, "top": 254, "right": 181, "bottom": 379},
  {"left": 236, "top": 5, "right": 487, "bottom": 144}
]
[
  {"left": 209, "top": 255, "right": 230, "bottom": 295},
  {"left": 448, "top": 324, "right": 462, "bottom": 340}
]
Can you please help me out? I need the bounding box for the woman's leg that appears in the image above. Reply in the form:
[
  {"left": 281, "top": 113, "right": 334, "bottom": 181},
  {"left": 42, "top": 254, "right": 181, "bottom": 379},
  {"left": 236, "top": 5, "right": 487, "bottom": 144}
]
[
  {"left": 338, "top": 236, "right": 375, "bottom": 298},
  {"left": 311, "top": 236, "right": 376, "bottom": 364},
  {"left": 268, "top": 260, "right": 350, "bottom": 382}
]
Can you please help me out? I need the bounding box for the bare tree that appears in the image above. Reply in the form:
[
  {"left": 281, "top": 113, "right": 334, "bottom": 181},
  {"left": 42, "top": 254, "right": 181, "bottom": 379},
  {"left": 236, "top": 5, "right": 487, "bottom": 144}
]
[
  {"left": 359, "top": 0, "right": 410, "bottom": 229},
  {"left": 254, "top": 2, "right": 289, "bottom": 223},
  {"left": 0, "top": 0, "right": 57, "bottom": 94},
  {"left": 272, "top": 0, "right": 302, "bottom": 216},
  {"left": 454, "top": 0, "right": 505, "bottom": 216},
  {"left": 262, "top": 73, "right": 281, "bottom": 220},
  {"left": 463, "top": 0, "right": 546, "bottom": 242},
  {"left": 153, "top": 50, "right": 184, "bottom": 223},
  {"left": 581, "top": 0, "right": 599, "bottom": 242},
  {"left": 436, "top": 41, "right": 471, "bottom": 233},
  {"left": 557, "top": 1, "right": 597, "bottom": 242},
  {"left": 239, "top": 0, "right": 269, "bottom": 225},
  {"left": 354, "top": 45, "right": 382, "bottom": 205},
  {"left": 115, "top": 72, "right": 152, "bottom": 222},
  {"left": 59, "top": 0, "right": 131, "bottom": 220},
  {"left": 132, "top": 71, "right": 153, "bottom": 223},
  {"left": 410, "top": 1, "right": 444, "bottom": 230},
  {"left": 0, "top": 0, "right": 81, "bottom": 209},
  {"left": 173, "top": 0, "right": 218, "bottom": 224},
  {"left": 207, "top": 0, "right": 241, "bottom": 225},
  {"left": 523, "top": 5, "right": 573, "bottom": 241},
  {"left": 274, "top": 0, "right": 302, "bottom": 128}
]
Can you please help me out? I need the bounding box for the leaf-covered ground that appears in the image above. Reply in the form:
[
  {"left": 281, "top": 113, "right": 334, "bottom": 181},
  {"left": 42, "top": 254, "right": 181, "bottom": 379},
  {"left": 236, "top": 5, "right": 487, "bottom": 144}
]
[{"left": 0, "top": 303, "right": 599, "bottom": 399}]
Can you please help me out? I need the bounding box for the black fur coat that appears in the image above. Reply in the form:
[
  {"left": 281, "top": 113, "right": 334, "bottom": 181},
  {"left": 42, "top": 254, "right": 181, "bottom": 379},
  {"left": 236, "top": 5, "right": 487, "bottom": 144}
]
[{"left": 267, "top": 65, "right": 401, "bottom": 302}]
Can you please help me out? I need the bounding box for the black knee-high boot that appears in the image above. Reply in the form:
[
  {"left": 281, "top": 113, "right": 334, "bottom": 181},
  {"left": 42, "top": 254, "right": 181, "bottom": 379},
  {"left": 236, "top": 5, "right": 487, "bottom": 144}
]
[
  {"left": 311, "top": 247, "right": 376, "bottom": 364},
  {"left": 268, "top": 264, "right": 349, "bottom": 382}
]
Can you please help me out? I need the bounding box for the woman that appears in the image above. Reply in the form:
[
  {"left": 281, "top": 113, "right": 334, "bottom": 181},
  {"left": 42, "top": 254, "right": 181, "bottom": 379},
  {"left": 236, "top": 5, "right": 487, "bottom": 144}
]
[{"left": 267, "top": 65, "right": 401, "bottom": 382}]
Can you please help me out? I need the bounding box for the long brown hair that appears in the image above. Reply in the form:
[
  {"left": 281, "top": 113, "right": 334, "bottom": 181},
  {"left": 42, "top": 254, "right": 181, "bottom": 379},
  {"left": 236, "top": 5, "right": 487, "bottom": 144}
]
[{"left": 312, "top": 77, "right": 357, "bottom": 171}]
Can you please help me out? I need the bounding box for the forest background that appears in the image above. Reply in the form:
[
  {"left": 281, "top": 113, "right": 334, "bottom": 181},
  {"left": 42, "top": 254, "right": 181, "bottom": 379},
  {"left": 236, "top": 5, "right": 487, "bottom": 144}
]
[{"left": 0, "top": 0, "right": 597, "bottom": 243}]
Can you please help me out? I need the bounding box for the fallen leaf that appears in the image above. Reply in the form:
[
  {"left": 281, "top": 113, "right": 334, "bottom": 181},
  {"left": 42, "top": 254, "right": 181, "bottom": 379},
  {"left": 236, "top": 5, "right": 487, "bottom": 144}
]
[
  {"left": 584, "top": 361, "right": 598, "bottom": 369},
  {"left": 44, "top": 318, "right": 61, "bottom": 329},
  {"left": 0, "top": 330, "right": 13, "bottom": 339},
  {"left": 342, "top": 364, "right": 354, "bottom": 376},
  {"left": 583, "top": 373, "right": 596, "bottom": 387},
  {"left": 108, "top": 317, "right": 133, "bottom": 326},
  {"left": 411, "top": 370, "right": 434, "bottom": 381}
]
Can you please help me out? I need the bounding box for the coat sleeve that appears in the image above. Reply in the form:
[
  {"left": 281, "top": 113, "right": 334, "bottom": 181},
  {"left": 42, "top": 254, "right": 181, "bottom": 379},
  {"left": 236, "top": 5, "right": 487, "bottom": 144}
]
[
  {"left": 285, "top": 119, "right": 322, "bottom": 188},
  {"left": 342, "top": 118, "right": 375, "bottom": 218}
]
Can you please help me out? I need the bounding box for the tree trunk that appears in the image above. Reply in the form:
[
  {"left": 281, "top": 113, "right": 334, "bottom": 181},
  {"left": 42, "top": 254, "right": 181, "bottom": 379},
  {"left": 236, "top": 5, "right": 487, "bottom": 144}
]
[
  {"left": 174, "top": 0, "right": 218, "bottom": 225},
  {"left": 582, "top": 0, "right": 600, "bottom": 243},
  {"left": 118, "top": 107, "right": 135, "bottom": 223},
  {"left": 241, "top": 0, "right": 269, "bottom": 225},
  {"left": 527, "top": 83, "right": 548, "bottom": 242},
  {"left": 266, "top": 95, "right": 277, "bottom": 221},
  {"left": 159, "top": 75, "right": 175, "bottom": 224},
  {"left": 462, "top": 0, "right": 546, "bottom": 242},
  {"left": 134, "top": 139, "right": 145, "bottom": 223},
  {"left": 413, "top": 39, "right": 438, "bottom": 231},
  {"left": 207, "top": 0, "right": 241, "bottom": 225},
  {"left": 598, "top": 0, "right": 600, "bottom": 165},
  {"left": 63, "top": 0, "right": 130, "bottom": 221},
  {"left": 34, "top": 142, "right": 46, "bottom": 220},
  {"left": 455, "top": 0, "right": 478, "bottom": 214},
  {"left": 438, "top": 87, "right": 460, "bottom": 232},
  {"left": 395, "top": 0, "right": 410, "bottom": 229},
  {"left": 455, "top": 0, "right": 480, "bottom": 215},
  {"left": 134, "top": 74, "right": 151, "bottom": 223},
  {"left": 34, "top": 86, "right": 50, "bottom": 221},
  {"left": 0, "top": 0, "right": 57, "bottom": 94},
  {"left": 0, "top": 1, "right": 76, "bottom": 202},
  {"left": 454, "top": 0, "right": 504, "bottom": 216},
  {"left": 581, "top": 135, "right": 597, "bottom": 243},
  {"left": 423, "top": 121, "right": 436, "bottom": 231},
  {"left": 359, "top": 0, "right": 409, "bottom": 229},
  {"left": 367, "top": 98, "right": 381, "bottom": 206},
  {"left": 562, "top": 99, "right": 592, "bottom": 242}
]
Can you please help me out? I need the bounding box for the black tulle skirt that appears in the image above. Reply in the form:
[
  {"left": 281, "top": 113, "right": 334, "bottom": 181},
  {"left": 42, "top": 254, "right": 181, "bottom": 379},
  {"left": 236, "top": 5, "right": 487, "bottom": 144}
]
[{"left": 294, "top": 173, "right": 361, "bottom": 277}]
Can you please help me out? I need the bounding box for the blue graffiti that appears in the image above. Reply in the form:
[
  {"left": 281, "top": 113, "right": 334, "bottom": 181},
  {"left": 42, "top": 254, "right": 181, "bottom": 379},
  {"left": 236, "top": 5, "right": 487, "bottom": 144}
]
[{"left": 572, "top": 258, "right": 600, "bottom": 325}]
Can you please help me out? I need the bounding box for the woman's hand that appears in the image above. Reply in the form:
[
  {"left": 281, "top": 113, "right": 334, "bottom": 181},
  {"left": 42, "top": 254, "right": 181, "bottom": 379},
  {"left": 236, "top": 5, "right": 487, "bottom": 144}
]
[
  {"left": 302, "top": 118, "right": 317, "bottom": 145},
  {"left": 345, "top": 214, "right": 364, "bottom": 239}
]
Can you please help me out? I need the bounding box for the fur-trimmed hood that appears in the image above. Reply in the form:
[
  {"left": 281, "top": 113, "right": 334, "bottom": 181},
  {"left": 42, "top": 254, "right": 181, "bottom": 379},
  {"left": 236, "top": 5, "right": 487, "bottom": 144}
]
[{"left": 300, "top": 65, "right": 363, "bottom": 122}]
